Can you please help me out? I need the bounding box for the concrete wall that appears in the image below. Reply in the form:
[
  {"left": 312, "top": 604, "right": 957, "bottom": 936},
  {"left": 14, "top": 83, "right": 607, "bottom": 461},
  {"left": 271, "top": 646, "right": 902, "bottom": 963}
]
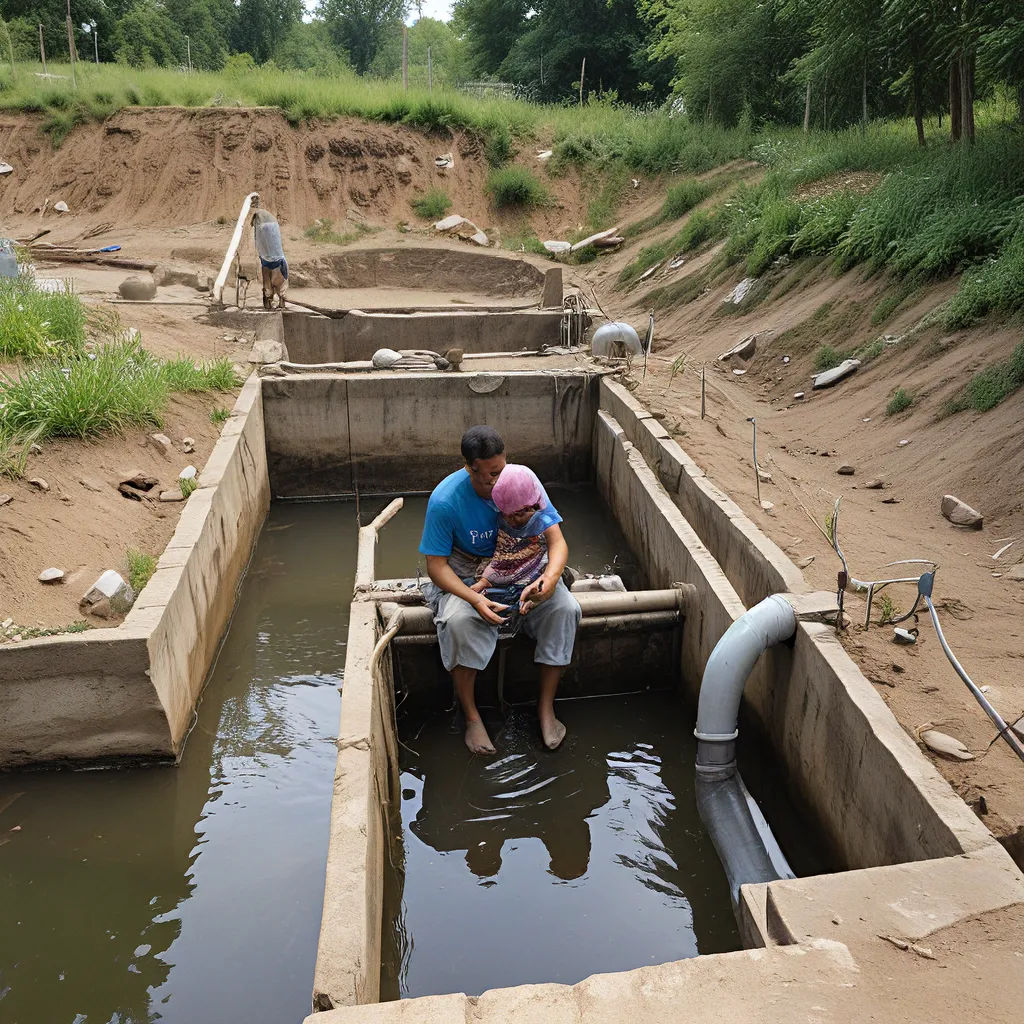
[
  {"left": 592, "top": 406, "right": 994, "bottom": 870},
  {"left": 282, "top": 309, "right": 564, "bottom": 363},
  {"left": 291, "top": 247, "right": 545, "bottom": 297},
  {"left": 0, "top": 375, "right": 270, "bottom": 767},
  {"left": 262, "top": 370, "right": 601, "bottom": 497}
]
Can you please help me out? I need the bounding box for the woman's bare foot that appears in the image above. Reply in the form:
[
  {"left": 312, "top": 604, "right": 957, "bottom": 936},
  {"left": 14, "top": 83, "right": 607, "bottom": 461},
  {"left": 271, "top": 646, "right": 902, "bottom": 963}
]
[
  {"left": 539, "top": 711, "right": 566, "bottom": 751},
  {"left": 465, "top": 718, "right": 496, "bottom": 755}
]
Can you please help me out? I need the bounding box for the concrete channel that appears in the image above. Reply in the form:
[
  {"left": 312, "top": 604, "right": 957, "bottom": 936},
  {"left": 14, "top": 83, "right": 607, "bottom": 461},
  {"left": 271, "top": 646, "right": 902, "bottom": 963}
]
[{"left": 1, "top": 348, "right": 1021, "bottom": 1021}]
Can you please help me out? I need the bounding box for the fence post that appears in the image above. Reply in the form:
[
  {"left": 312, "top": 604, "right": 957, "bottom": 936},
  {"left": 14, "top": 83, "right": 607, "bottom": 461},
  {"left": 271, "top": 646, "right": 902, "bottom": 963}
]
[
  {"left": 402, "top": 25, "right": 408, "bottom": 90},
  {"left": 39, "top": 24, "right": 46, "bottom": 73},
  {"left": 579, "top": 57, "right": 585, "bottom": 105},
  {"left": 427, "top": 45, "right": 432, "bottom": 90}
]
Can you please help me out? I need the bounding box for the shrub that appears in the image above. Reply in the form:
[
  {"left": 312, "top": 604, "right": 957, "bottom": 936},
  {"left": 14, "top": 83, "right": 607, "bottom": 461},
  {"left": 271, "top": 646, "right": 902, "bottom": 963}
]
[
  {"left": 484, "top": 124, "right": 513, "bottom": 167},
  {"left": 304, "top": 218, "right": 375, "bottom": 246},
  {"left": 486, "top": 166, "right": 547, "bottom": 208},
  {"left": 886, "top": 387, "right": 913, "bottom": 415},
  {"left": 661, "top": 179, "right": 713, "bottom": 221},
  {"left": 814, "top": 345, "right": 844, "bottom": 372},
  {"left": 210, "top": 406, "right": 231, "bottom": 424},
  {"left": 125, "top": 549, "right": 157, "bottom": 593},
  {"left": 411, "top": 189, "right": 452, "bottom": 220},
  {"left": 943, "top": 342, "right": 1024, "bottom": 414}
]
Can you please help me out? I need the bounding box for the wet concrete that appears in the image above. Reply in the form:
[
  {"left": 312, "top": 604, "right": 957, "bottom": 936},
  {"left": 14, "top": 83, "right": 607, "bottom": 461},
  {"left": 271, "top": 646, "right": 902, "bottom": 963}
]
[
  {"left": 0, "top": 502, "right": 356, "bottom": 1024},
  {"left": 381, "top": 691, "right": 740, "bottom": 1000}
]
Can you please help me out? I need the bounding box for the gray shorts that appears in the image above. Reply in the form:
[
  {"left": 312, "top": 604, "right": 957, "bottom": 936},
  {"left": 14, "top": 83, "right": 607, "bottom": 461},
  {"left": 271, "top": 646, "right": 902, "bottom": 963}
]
[{"left": 420, "top": 580, "right": 582, "bottom": 672}]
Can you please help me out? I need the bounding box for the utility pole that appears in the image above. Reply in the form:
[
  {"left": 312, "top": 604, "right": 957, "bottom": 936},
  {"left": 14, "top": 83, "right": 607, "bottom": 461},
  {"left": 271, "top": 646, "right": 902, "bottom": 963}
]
[
  {"left": 401, "top": 25, "right": 408, "bottom": 90},
  {"left": 65, "top": 0, "right": 77, "bottom": 89},
  {"left": 90, "top": 21, "right": 98, "bottom": 64},
  {"left": 579, "top": 57, "right": 585, "bottom": 106},
  {"left": 38, "top": 24, "right": 46, "bottom": 73},
  {"left": 427, "top": 45, "right": 432, "bottom": 91},
  {"left": 186, "top": 35, "right": 192, "bottom": 72}
]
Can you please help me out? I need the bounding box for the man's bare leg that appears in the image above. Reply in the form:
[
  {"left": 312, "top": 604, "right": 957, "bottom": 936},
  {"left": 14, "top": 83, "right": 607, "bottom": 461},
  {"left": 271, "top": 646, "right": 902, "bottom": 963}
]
[
  {"left": 452, "top": 665, "right": 495, "bottom": 754},
  {"left": 537, "top": 664, "right": 566, "bottom": 750}
]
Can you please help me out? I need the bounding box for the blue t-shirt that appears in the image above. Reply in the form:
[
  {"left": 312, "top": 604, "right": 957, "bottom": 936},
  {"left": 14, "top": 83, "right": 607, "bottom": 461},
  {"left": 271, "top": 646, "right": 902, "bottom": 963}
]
[{"left": 419, "top": 469, "right": 562, "bottom": 577}]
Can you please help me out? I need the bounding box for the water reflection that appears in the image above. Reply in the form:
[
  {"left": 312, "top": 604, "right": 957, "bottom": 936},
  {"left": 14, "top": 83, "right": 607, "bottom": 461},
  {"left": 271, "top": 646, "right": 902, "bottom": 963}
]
[
  {"left": 0, "top": 502, "right": 355, "bottom": 1024},
  {"left": 382, "top": 692, "right": 739, "bottom": 1000}
]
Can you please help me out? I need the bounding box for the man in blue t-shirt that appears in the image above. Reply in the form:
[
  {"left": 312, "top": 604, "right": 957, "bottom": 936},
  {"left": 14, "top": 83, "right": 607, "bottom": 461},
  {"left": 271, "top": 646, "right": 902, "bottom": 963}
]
[{"left": 419, "top": 425, "right": 581, "bottom": 755}]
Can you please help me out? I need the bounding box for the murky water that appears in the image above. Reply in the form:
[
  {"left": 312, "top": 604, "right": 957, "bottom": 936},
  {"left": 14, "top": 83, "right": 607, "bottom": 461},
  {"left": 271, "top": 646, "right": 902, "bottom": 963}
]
[
  {"left": 0, "top": 485, "right": 630, "bottom": 1024},
  {"left": 381, "top": 691, "right": 740, "bottom": 1000}
]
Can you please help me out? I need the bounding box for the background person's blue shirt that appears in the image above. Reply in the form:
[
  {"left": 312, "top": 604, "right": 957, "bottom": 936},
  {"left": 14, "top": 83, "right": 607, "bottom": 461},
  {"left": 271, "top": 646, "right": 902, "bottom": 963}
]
[{"left": 419, "top": 469, "right": 561, "bottom": 578}]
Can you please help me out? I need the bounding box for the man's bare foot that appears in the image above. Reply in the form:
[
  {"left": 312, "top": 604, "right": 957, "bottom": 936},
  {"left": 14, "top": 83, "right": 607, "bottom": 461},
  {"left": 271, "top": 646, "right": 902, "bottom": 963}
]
[
  {"left": 465, "top": 718, "right": 496, "bottom": 755},
  {"left": 539, "top": 712, "right": 566, "bottom": 751}
]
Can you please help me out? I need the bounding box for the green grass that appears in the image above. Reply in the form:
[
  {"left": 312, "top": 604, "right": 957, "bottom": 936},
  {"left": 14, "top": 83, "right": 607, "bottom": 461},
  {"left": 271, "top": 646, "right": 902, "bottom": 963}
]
[
  {"left": 125, "top": 549, "right": 157, "bottom": 593},
  {"left": 180, "top": 476, "right": 198, "bottom": 498},
  {"left": 0, "top": 620, "right": 90, "bottom": 641},
  {"left": 411, "top": 188, "right": 453, "bottom": 220},
  {"left": 886, "top": 387, "right": 914, "bottom": 415},
  {"left": 304, "top": 218, "right": 375, "bottom": 246},
  {"left": 814, "top": 344, "right": 845, "bottom": 372},
  {"left": 502, "top": 233, "right": 548, "bottom": 256},
  {"left": 943, "top": 341, "right": 1024, "bottom": 415},
  {"left": 0, "top": 276, "right": 87, "bottom": 360},
  {"left": 486, "top": 166, "right": 547, "bottom": 209},
  {"left": 210, "top": 406, "right": 231, "bottom": 424}
]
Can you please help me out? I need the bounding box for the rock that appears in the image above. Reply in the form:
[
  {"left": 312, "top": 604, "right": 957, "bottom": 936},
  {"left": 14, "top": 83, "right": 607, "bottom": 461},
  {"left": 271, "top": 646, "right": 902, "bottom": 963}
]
[
  {"left": 181, "top": 437, "right": 196, "bottom": 454},
  {"left": 444, "top": 348, "right": 464, "bottom": 372},
  {"left": 941, "top": 494, "right": 983, "bottom": 529},
  {"left": 893, "top": 627, "right": 917, "bottom": 645},
  {"left": 179, "top": 465, "right": 198, "bottom": 481},
  {"left": 718, "top": 335, "right": 757, "bottom": 362},
  {"left": 0, "top": 162, "right": 13, "bottom": 175},
  {"left": 159, "top": 489, "right": 185, "bottom": 502},
  {"left": 372, "top": 348, "right": 404, "bottom": 369},
  {"left": 150, "top": 433, "right": 172, "bottom": 453},
  {"left": 837, "top": 465, "right": 855, "bottom": 475},
  {"left": 38, "top": 567, "right": 65, "bottom": 583},
  {"left": 793, "top": 392, "right": 805, "bottom": 400},
  {"left": 434, "top": 152, "right": 454, "bottom": 169},
  {"left": 864, "top": 479, "right": 884, "bottom": 489},
  {"left": 0, "top": 493, "right": 11, "bottom": 506},
  {"left": 54, "top": 200, "right": 69, "bottom": 213},
  {"left": 434, "top": 214, "right": 469, "bottom": 232},
  {"left": 543, "top": 240, "right": 571, "bottom": 253},
  {"left": 153, "top": 265, "right": 201, "bottom": 289},
  {"left": 118, "top": 275, "right": 157, "bottom": 301},
  {"left": 80, "top": 569, "right": 135, "bottom": 617},
  {"left": 1, "top": 618, "right": 11, "bottom": 628},
  {"left": 724, "top": 278, "right": 756, "bottom": 305},
  {"left": 1005, "top": 565, "right": 1024, "bottom": 581},
  {"left": 760, "top": 500, "right": 775, "bottom": 512},
  {"left": 812, "top": 359, "right": 861, "bottom": 389},
  {"left": 27, "top": 478, "right": 49, "bottom": 491},
  {"left": 918, "top": 727, "right": 974, "bottom": 761},
  {"left": 248, "top": 338, "right": 284, "bottom": 364},
  {"left": 795, "top": 556, "right": 815, "bottom": 569},
  {"left": 898, "top": 439, "right": 911, "bottom": 447},
  {"left": 757, "top": 467, "right": 772, "bottom": 482},
  {"left": 469, "top": 230, "right": 490, "bottom": 247},
  {"left": 29, "top": 443, "right": 42, "bottom": 455}
]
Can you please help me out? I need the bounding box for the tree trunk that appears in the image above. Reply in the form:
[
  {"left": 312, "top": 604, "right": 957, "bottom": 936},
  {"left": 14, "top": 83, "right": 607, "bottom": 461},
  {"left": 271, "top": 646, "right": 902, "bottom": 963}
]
[
  {"left": 861, "top": 59, "right": 868, "bottom": 134},
  {"left": 913, "top": 66, "right": 925, "bottom": 146},
  {"left": 961, "top": 53, "right": 975, "bottom": 143},
  {"left": 803, "top": 80, "right": 811, "bottom": 132},
  {"left": 949, "top": 60, "right": 962, "bottom": 142},
  {"left": 1018, "top": 85, "right": 1024, "bottom": 124}
]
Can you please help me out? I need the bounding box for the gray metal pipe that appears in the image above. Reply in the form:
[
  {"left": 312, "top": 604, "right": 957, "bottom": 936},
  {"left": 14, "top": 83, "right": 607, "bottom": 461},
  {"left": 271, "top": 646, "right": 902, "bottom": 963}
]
[{"left": 693, "top": 594, "right": 798, "bottom": 906}]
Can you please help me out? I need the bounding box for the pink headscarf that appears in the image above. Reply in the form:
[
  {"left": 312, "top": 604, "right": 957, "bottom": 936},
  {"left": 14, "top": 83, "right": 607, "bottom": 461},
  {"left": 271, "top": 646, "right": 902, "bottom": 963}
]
[{"left": 491, "top": 464, "right": 547, "bottom": 515}]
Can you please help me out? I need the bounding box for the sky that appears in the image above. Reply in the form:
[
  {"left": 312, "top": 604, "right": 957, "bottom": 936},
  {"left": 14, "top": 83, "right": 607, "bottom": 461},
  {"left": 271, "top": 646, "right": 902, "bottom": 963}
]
[{"left": 406, "top": 0, "right": 454, "bottom": 24}]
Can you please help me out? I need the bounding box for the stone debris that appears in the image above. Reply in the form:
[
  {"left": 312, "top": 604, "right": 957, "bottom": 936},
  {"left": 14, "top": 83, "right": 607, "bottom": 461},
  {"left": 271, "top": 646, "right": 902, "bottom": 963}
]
[
  {"left": 916, "top": 726, "right": 974, "bottom": 761},
  {"left": 757, "top": 467, "right": 772, "bottom": 483},
  {"left": 159, "top": 489, "right": 185, "bottom": 502},
  {"left": 179, "top": 465, "right": 198, "bottom": 481},
  {"left": 1006, "top": 565, "right": 1024, "bottom": 581},
  {"left": 432, "top": 215, "right": 489, "bottom": 247},
  {"left": 941, "top": 494, "right": 983, "bottom": 529},
  {"left": 898, "top": 439, "right": 911, "bottom": 446},
  {"left": 29, "top": 443, "right": 42, "bottom": 455},
  {"left": 54, "top": 200, "right": 69, "bottom": 213},
  {"left": 571, "top": 227, "right": 621, "bottom": 253},
  {"left": 864, "top": 479, "right": 884, "bottom": 489},
  {"left": 718, "top": 335, "right": 757, "bottom": 362},
  {"left": 760, "top": 500, "right": 775, "bottom": 512},
  {"left": 118, "top": 275, "right": 157, "bottom": 301},
  {"left": 150, "top": 433, "right": 173, "bottom": 453},
  {"left": 536, "top": 150, "right": 553, "bottom": 161},
  {"left": 38, "top": 567, "right": 65, "bottom": 583},
  {"left": 782, "top": 355, "right": 791, "bottom": 364},
  {"left": 794, "top": 391, "right": 805, "bottom": 400},
  {"left": 434, "top": 152, "right": 454, "bottom": 169},
  {"left": 812, "top": 358, "right": 861, "bottom": 389},
  {"left": 248, "top": 338, "right": 284, "bottom": 364},
  {"left": 837, "top": 465, "right": 855, "bottom": 475},
  {"left": 893, "top": 627, "right": 917, "bottom": 644},
  {"left": 27, "top": 478, "right": 49, "bottom": 491},
  {"left": 0, "top": 493, "right": 11, "bottom": 506},
  {"left": 0, "top": 162, "right": 13, "bottom": 175},
  {"left": 543, "top": 240, "right": 571, "bottom": 254},
  {"left": 118, "top": 471, "right": 159, "bottom": 499},
  {"left": 181, "top": 437, "right": 196, "bottom": 454},
  {"left": 80, "top": 569, "right": 135, "bottom": 618},
  {"left": 795, "top": 556, "right": 815, "bottom": 569},
  {"left": 725, "top": 278, "right": 756, "bottom": 305}
]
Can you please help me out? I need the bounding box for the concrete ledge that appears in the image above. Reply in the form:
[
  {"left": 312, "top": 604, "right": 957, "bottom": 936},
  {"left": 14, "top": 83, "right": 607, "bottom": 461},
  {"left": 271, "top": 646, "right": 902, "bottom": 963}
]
[{"left": 0, "top": 374, "right": 270, "bottom": 767}]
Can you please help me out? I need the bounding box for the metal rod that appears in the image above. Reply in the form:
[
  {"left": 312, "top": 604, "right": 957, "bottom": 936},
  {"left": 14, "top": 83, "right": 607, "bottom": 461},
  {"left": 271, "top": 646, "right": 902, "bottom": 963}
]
[
  {"left": 747, "top": 417, "right": 760, "bottom": 506},
  {"left": 700, "top": 367, "right": 706, "bottom": 418}
]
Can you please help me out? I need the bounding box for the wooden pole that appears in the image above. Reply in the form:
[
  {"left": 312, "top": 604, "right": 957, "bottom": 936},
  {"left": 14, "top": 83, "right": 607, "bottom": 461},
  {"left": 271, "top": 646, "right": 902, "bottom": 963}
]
[
  {"left": 579, "top": 57, "right": 585, "bottom": 105},
  {"left": 402, "top": 25, "right": 408, "bottom": 90},
  {"left": 427, "top": 45, "right": 432, "bottom": 90},
  {"left": 186, "top": 35, "right": 192, "bottom": 72},
  {"left": 39, "top": 24, "right": 46, "bottom": 73},
  {"left": 803, "top": 80, "right": 811, "bottom": 132},
  {"left": 65, "top": 0, "right": 76, "bottom": 89}
]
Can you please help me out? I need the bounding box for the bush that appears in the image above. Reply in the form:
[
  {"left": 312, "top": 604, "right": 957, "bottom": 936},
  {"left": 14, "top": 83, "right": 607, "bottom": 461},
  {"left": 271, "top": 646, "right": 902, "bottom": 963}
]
[
  {"left": 486, "top": 166, "right": 547, "bottom": 208},
  {"left": 484, "top": 124, "right": 513, "bottom": 167},
  {"left": 0, "top": 277, "right": 86, "bottom": 359},
  {"left": 886, "top": 387, "right": 913, "bottom": 415},
  {"left": 125, "top": 549, "right": 157, "bottom": 592},
  {"left": 661, "top": 179, "right": 714, "bottom": 221},
  {"left": 944, "top": 342, "right": 1024, "bottom": 414},
  {"left": 814, "top": 344, "right": 844, "bottom": 372},
  {"left": 411, "top": 189, "right": 453, "bottom": 220}
]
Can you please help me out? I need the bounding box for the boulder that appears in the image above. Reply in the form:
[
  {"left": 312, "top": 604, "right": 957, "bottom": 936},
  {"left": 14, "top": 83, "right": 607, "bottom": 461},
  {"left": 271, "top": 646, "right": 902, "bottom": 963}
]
[
  {"left": 118, "top": 471, "right": 159, "bottom": 499},
  {"left": 28, "top": 477, "right": 49, "bottom": 491},
  {"left": 150, "top": 433, "right": 173, "bottom": 454},
  {"left": 38, "top": 567, "right": 65, "bottom": 583},
  {"left": 864, "top": 479, "right": 884, "bottom": 490},
  {"left": 0, "top": 493, "right": 11, "bottom": 506},
  {"left": 248, "top": 338, "right": 284, "bottom": 364},
  {"left": 80, "top": 569, "right": 135, "bottom": 618},
  {"left": 941, "top": 494, "right": 983, "bottom": 529},
  {"left": 837, "top": 465, "right": 855, "bottom": 476},
  {"left": 153, "top": 265, "right": 201, "bottom": 290},
  {"left": 813, "top": 359, "right": 861, "bottom": 389},
  {"left": 118, "top": 275, "right": 157, "bottom": 301},
  {"left": 718, "top": 335, "right": 757, "bottom": 362}
]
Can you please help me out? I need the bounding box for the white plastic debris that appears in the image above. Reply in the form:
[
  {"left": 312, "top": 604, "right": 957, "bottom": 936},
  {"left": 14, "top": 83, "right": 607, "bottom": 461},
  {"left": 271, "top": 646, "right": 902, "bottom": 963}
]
[
  {"left": 434, "top": 152, "right": 454, "bottom": 169},
  {"left": 54, "top": 200, "right": 69, "bottom": 213},
  {"left": 543, "top": 240, "right": 571, "bottom": 254},
  {"left": 725, "top": 278, "right": 756, "bottom": 305},
  {"left": 179, "top": 465, "right": 198, "bottom": 481},
  {"left": 0, "top": 162, "right": 13, "bottom": 175},
  {"left": 536, "top": 150, "right": 553, "bottom": 161}
]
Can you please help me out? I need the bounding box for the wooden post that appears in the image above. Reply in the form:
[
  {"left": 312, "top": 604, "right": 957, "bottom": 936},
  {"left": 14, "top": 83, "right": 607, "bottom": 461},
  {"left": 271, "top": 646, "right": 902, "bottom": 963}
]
[
  {"left": 65, "top": 0, "right": 76, "bottom": 90},
  {"left": 402, "top": 25, "right": 408, "bottom": 90},
  {"left": 803, "top": 80, "right": 811, "bottom": 132},
  {"left": 39, "top": 24, "right": 46, "bottom": 73},
  {"left": 186, "top": 35, "right": 192, "bottom": 72},
  {"left": 427, "top": 45, "right": 432, "bottom": 90},
  {"left": 579, "top": 57, "right": 585, "bottom": 106}
]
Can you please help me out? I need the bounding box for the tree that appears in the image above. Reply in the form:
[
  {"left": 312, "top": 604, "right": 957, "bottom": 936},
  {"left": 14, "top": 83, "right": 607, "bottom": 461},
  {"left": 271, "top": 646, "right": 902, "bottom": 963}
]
[
  {"left": 450, "top": 0, "right": 528, "bottom": 77},
  {"left": 112, "top": 0, "right": 183, "bottom": 66},
  {"left": 320, "top": 0, "right": 407, "bottom": 74},
  {"left": 165, "top": 0, "right": 235, "bottom": 69},
  {"left": 233, "top": 0, "right": 301, "bottom": 65},
  {"left": 1, "top": 0, "right": 118, "bottom": 60},
  {"left": 272, "top": 18, "right": 351, "bottom": 76},
  {"left": 368, "top": 16, "right": 470, "bottom": 86}
]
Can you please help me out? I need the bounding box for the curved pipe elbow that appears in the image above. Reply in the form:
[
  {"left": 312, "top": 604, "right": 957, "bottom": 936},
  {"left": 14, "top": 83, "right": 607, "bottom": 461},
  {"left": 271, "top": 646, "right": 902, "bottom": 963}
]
[{"left": 695, "top": 594, "right": 797, "bottom": 772}]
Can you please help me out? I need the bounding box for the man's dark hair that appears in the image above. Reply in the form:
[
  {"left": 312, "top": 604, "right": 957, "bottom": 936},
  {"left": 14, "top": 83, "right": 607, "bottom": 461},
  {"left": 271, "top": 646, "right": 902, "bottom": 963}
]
[{"left": 461, "top": 425, "right": 505, "bottom": 465}]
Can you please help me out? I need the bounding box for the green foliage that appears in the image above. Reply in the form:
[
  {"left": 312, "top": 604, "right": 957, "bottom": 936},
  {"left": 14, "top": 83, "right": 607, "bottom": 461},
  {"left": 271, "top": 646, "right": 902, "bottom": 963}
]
[
  {"left": 484, "top": 123, "right": 513, "bottom": 166},
  {"left": 0, "top": 277, "right": 86, "bottom": 359},
  {"left": 210, "top": 406, "right": 231, "bottom": 424},
  {"left": 485, "top": 166, "right": 547, "bottom": 208},
  {"left": 502, "top": 233, "right": 548, "bottom": 255},
  {"left": 180, "top": 476, "right": 198, "bottom": 498},
  {"left": 943, "top": 342, "right": 1024, "bottom": 415},
  {"left": 304, "top": 217, "right": 375, "bottom": 245},
  {"left": 161, "top": 355, "right": 239, "bottom": 392},
  {"left": 886, "top": 387, "right": 913, "bottom": 415},
  {"left": 661, "top": 179, "right": 714, "bottom": 221},
  {"left": 944, "top": 223, "right": 1024, "bottom": 329},
  {"left": 814, "top": 344, "right": 844, "bottom": 372},
  {"left": 125, "top": 549, "right": 158, "bottom": 593},
  {"left": 322, "top": 0, "right": 406, "bottom": 73},
  {"left": 411, "top": 188, "right": 453, "bottom": 220}
]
